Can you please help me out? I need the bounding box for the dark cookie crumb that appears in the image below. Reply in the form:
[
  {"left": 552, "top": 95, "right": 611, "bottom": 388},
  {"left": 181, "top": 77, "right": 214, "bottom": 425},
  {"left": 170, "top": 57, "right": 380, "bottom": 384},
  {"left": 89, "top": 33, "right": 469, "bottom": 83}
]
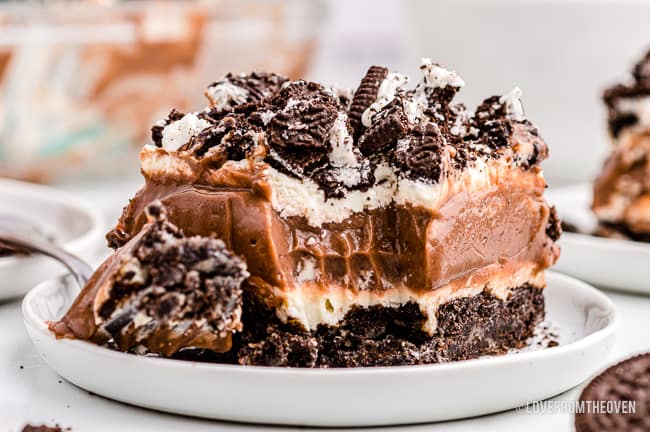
[
  {"left": 560, "top": 220, "right": 580, "bottom": 234},
  {"left": 22, "top": 425, "right": 70, "bottom": 432},
  {"left": 207, "top": 72, "right": 288, "bottom": 113},
  {"left": 603, "top": 49, "right": 650, "bottom": 137},
  {"left": 240, "top": 326, "right": 319, "bottom": 367},
  {"left": 472, "top": 96, "right": 513, "bottom": 150},
  {"left": 596, "top": 222, "right": 650, "bottom": 243},
  {"left": 632, "top": 51, "right": 650, "bottom": 83},
  {"left": 546, "top": 206, "right": 562, "bottom": 242}
]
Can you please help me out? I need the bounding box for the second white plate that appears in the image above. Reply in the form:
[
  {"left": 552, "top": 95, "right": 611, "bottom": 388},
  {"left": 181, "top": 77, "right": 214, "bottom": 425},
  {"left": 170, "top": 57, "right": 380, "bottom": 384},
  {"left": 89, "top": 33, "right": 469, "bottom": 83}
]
[
  {"left": 547, "top": 183, "right": 650, "bottom": 293},
  {"left": 23, "top": 272, "right": 617, "bottom": 427},
  {"left": 0, "top": 179, "right": 104, "bottom": 300}
]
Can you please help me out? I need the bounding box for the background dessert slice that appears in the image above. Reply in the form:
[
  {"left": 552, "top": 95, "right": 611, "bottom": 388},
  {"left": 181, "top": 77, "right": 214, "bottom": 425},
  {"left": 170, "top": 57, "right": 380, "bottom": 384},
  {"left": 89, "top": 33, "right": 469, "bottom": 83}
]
[
  {"left": 51, "top": 202, "right": 249, "bottom": 357},
  {"left": 594, "top": 51, "right": 650, "bottom": 241},
  {"left": 55, "top": 59, "right": 560, "bottom": 367}
]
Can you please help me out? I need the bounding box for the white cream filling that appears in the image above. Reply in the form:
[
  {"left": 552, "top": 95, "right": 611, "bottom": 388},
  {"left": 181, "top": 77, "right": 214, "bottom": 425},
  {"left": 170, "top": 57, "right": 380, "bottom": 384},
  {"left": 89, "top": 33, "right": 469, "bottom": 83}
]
[
  {"left": 296, "top": 257, "right": 320, "bottom": 284},
  {"left": 327, "top": 113, "right": 364, "bottom": 187},
  {"left": 264, "top": 157, "right": 509, "bottom": 227},
  {"left": 206, "top": 81, "right": 249, "bottom": 112},
  {"left": 274, "top": 263, "right": 544, "bottom": 334},
  {"left": 259, "top": 110, "right": 275, "bottom": 126},
  {"left": 615, "top": 96, "right": 650, "bottom": 126},
  {"left": 593, "top": 193, "right": 630, "bottom": 222},
  {"left": 264, "top": 163, "right": 397, "bottom": 226},
  {"left": 328, "top": 113, "right": 358, "bottom": 168},
  {"left": 500, "top": 87, "right": 526, "bottom": 121},
  {"left": 419, "top": 57, "right": 465, "bottom": 89},
  {"left": 160, "top": 113, "right": 211, "bottom": 151}
]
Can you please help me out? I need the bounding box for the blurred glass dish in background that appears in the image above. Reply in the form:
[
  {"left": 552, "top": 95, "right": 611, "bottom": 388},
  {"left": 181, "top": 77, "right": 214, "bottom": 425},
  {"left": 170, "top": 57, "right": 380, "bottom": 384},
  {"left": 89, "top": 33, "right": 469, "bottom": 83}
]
[{"left": 0, "top": 0, "right": 324, "bottom": 182}]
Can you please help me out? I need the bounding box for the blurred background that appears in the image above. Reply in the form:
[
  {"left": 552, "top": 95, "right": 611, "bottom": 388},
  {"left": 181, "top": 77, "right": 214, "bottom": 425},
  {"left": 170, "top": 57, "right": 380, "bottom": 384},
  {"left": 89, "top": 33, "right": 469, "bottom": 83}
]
[{"left": 1, "top": 0, "right": 650, "bottom": 219}]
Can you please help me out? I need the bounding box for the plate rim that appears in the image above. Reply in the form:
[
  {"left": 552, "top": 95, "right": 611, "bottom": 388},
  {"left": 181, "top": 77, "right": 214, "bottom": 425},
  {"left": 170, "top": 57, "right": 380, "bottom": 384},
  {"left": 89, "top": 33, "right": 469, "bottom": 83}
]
[
  {"left": 0, "top": 178, "right": 104, "bottom": 266},
  {"left": 22, "top": 270, "right": 620, "bottom": 376}
]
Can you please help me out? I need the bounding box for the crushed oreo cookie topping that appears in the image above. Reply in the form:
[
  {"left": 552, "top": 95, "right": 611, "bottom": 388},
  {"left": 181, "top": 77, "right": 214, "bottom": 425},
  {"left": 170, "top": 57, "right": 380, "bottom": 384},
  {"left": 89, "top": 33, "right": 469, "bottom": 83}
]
[
  {"left": 206, "top": 72, "right": 288, "bottom": 112},
  {"left": 148, "top": 59, "right": 543, "bottom": 198},
  {"left": 603, "top": 49, "right": 650, "bottom": 137},
  {"left": 394, "top": 123, "right": 446, "bottom": 182}
]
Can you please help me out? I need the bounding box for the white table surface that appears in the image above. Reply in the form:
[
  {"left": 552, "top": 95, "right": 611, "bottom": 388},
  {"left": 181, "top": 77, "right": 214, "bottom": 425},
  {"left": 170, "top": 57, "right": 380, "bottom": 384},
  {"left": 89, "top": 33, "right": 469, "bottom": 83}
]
[{"left": 2, "top": 178, "right": 650, "bottom": 432}]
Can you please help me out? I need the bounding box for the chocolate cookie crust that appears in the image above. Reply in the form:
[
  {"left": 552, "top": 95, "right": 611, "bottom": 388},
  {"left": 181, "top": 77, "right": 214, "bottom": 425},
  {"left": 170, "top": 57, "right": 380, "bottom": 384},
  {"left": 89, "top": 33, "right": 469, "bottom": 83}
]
[
  {"left": 170, "top": 284, "right": 544, "bottom": 368},
  {"left": 596, "top": 222, "right": 650, "bottom": 243}
]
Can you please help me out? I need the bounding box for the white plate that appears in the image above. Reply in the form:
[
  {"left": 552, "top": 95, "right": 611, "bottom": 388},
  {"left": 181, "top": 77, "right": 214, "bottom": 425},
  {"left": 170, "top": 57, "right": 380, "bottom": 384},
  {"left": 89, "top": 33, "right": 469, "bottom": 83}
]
[
  {"left": 547, "top": 183, "right": 650, "bottom": 293},
  {"left": 0, "top": 179, "right": 104, "bottom": 300},
  {"left": 22, "top": 272, "right": 617, "bottom": 427}
]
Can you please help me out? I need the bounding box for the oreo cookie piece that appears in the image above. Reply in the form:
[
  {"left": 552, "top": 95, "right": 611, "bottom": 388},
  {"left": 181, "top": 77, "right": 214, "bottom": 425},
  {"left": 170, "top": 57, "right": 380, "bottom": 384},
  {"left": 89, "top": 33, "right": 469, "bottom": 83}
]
[
  {"left": 358, "top": 98, "right": 409, "bottom": 155},
  {"left": 603, "top": 83, "right": 650, "bottom": 138},
  {"left": 187, "top": 114, "right": 260, "bottom": 160},
  {"left": 206, "top": 72, "right": 288, "bottom": 112},
  {"left": 393, "top": 123, "right": 446, "bottom": 182},
  {"left": 575, "top": 353, "right": 650, "bottom": 432},
  {"left": 266, "top": 145, "right": 328, "bottom": 180},
  {"left": 349, "top": 66, "right": 389, "bottom": 137},
  {"left": 266, "top": 81, "right": 340, "bottom": 152},
  {"left": 632, "top": 50, "right": 650, "bottom": 83},
  {"left": 472, "top": 96, "right": 513, "bottom": 149},
  {"left": 546, "top": 206, "right": 562, "bottom": 242}
]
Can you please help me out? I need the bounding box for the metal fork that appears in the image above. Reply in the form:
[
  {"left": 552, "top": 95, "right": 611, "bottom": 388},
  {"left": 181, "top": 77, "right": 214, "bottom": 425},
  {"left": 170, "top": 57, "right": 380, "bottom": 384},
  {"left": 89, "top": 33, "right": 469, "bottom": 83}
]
[{"left": 0, "top": 213, "right": 93, "bottom": 288}]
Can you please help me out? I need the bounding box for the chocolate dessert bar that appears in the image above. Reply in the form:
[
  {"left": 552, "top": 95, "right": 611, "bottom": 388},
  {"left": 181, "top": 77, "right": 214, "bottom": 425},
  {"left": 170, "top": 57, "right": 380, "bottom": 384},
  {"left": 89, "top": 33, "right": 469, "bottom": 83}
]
[
  {"left": 594, "top": 51, "right": 650, "bottom": 241},
  {"left": 52, "top": 59, "right": 560, "bottom": 367}
]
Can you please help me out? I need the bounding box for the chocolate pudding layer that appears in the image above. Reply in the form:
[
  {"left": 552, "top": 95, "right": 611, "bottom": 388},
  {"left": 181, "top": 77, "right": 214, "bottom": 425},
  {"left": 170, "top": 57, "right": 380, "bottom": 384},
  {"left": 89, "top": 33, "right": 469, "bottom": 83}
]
[
  {"left": 52, "top": 59, "right": 560, "bottom": 366},
  {"left": 595, "top": 51, "right": 650, "bottom": 240}
]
